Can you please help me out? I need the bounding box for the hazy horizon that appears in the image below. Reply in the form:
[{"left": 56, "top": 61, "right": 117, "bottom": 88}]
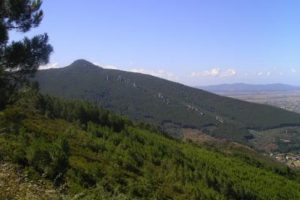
[
  {"left": 11, "top": 0, "right": 300, "bottom": 86},
  {"left": 38, "top": 60, "right": 300, "bottom": 87}
]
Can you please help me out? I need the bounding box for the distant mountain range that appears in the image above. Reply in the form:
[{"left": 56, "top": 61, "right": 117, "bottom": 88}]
[
  {"left": 34, "top": 60, "right": 300, "bottom": 143},
  {"left": 199, "top": 83, "right": 300, "bottom": 93}
]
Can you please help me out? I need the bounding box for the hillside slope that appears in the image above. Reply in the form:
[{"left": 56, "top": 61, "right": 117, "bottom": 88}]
[
  {"left": 1, "top": 91, "right": 300, "bottom": 199},
  {"left": 35, "top": 60, "right": 300, "bottom": 142}
]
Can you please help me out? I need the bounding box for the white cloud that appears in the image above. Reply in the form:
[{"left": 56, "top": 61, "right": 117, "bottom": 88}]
[
  {"left": 256, "top": 71, "right": 275, "bottom": 77},
  {"left": 222, "top": 69, "right": 237, "bottom": 77},
  {"left": 191, "top": 68, "right": 237, "bottom": 78},
  {"left": 92, "top": 62, "right": 101, "bottom": 66},
  {"left": 39, "top": 62, "right": 60, "bottom": 69},
  {"left": 191, "top": 68, "right": 220, "bottom": 77},
  {"left": 130, "top": 68, "right": 147, "bottom": 74},
  {"left": 210, "top": 68, "right": 221, "bottom": 76},
  {"left": 129, "top": 68, "right": 178, "bottom": 81},
  {"left": 291, "top": 68, "right": 297, "bottom": 73},
  {"left": 92, "top": 62, "right": 178, "bottom": 80},
  {"left": 92, "top": 62, "right": 119, "bottom": 70},
  {"left": 257, "top": 72, "right": 264, "bottom": 76},
  {"left": 103, "top": 65, "right": 119, "bottom": 70}
]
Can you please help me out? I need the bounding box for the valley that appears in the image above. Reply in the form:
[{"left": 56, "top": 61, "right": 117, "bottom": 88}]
[
  {"left": 217, "top": 91, "right": 300, "bottom": 114},
  {"left": 249, "top": 126, "right": 300, "bottom": 152},
  {"left": 2, "top": 1, "right": 300, "bottom": 199},
  {"left": 200, "top": 83, "right": 300, "bottom": 113},
  {"left": 270, "top": 152, "right": 300, "bottom": 168},
  {"left": 34, "top": 60, "right": 300, "bottom": 155}
]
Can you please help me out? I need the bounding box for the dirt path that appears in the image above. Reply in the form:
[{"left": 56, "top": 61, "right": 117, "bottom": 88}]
[{"left": 0, "top": 162, "right": 61, "bottom": 200}]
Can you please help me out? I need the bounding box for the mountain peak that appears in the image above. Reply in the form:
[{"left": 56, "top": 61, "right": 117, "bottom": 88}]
[{"left": 67, "top": 59, "right": 102, "bottom": 70}]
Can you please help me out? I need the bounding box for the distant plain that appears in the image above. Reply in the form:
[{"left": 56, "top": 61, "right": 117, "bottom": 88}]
[{"left": 218, "top": 90, "right": 300, "bottom": 114}]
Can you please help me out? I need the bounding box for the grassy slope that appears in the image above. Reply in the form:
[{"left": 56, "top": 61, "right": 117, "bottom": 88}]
[
  {"left": 1, "top": 92, "right": 300, "bottom": 199},
  {"left": 35, "top": 60, "right": 300, "bottom": 143}
]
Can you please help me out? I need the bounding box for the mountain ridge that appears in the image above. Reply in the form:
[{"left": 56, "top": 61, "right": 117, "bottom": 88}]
[{"left": 34, "top": 59, "right": 300, "bottom": 144}]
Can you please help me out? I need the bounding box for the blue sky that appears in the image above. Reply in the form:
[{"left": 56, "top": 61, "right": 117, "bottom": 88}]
[{"left": 11, "top": 0, "right": 300, "bottom": 86}]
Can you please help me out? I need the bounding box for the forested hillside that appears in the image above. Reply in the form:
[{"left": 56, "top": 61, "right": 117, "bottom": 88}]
[
  {"left": 35, "top": 60, "right": 300, "bottom": 142},
  {"left": 1, "top": 90, "right": 300, "bottom": 199},
  {"left": 3, "top": 1, "right": 300, "bottom": 199}
]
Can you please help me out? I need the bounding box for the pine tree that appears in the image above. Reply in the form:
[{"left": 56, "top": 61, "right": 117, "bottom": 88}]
[{"left": 0, "top": 0, "right": 53, "bottom": 109}]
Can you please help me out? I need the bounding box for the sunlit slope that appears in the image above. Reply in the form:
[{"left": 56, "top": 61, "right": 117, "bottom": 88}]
[
  {"left": 35, "top": 59, "right": 300, "bottom": 141},
  {"left": 1, "top": 93, "right": 300, "bottom": 199}
]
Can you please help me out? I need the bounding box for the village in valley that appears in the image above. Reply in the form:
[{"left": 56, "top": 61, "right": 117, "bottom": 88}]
[{"left": 270, "top": 152, "right": 300, "bottom": 168}]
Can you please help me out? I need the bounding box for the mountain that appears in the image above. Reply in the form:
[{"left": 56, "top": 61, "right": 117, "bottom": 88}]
[
  {"left": 35, "top": 60, "right": 300, "bottom": 144},
  {"left": 199, "top": 83, "right": 300, "bottom": 93},
  {"left": 1, "top": 91, "right": 300, "bottom": 199}
]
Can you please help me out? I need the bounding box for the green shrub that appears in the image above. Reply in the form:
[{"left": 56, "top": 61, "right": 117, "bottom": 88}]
[
  {"left": 26, "top": 138, "right": 69, "bottom": 184},
  {"left": 1, "top": 93, "right": 300, "bottom": 199}
]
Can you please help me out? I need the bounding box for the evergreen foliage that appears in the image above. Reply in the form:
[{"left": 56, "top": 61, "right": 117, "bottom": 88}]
[
  {"left": 35, "top": 60, "right": 300, "bottom": 142},
  {"left": 0, "top": 0, "right": 53, "bottom": 109},
  {"left": 1, "top": 91, "right": 300, "bottom": 199}
]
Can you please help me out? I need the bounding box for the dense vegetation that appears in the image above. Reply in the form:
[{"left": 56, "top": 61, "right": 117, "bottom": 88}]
[
  {"left": 3, "top": 1, "right": 300, "bottom": 199},
  {"left": 35, "top": 60, "right": 300, "bottom": 143},
  {"left": 249, "top": 127, "right": 300, "bottom": 153},
  {"left": 0, "top": 0, "right": 53, "bottom": 109},
  {"left": 1, "top": 90, "right": 300, "bottom": 199}
]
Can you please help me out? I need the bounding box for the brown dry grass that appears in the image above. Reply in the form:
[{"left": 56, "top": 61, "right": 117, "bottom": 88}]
[{"left": 0, "top": 163, "right": 61, "bottom": 200}]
